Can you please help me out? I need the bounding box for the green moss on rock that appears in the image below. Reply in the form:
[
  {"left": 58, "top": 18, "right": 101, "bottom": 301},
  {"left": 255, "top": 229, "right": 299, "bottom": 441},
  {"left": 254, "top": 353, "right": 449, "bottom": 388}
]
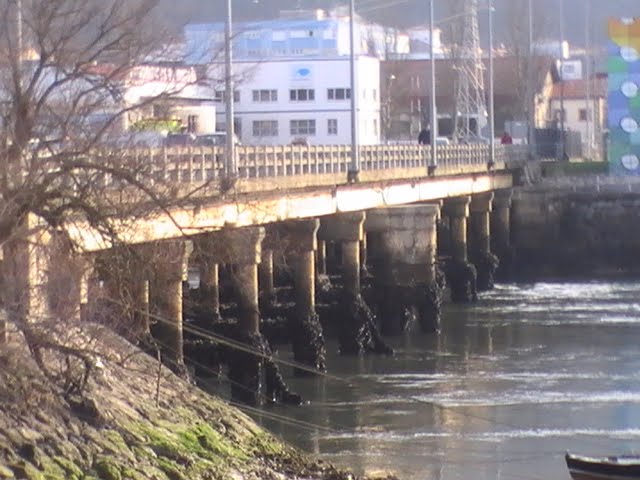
[
  {"left": 93, "top": 457, "right": 122, "bottom": 480},
  {"left": 52, "top": 456, "right": 84, "bottom": 479},
  {"left": 156, "top": 458, "right": 186, "bottom": 480}
]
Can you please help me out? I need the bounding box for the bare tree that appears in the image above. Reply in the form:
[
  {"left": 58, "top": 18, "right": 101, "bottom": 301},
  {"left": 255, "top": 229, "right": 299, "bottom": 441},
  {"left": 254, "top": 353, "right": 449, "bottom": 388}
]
[
  {"left": 0, "top": 0, "right": 212, "bottom": 394},
  {"left": 503, "top": 0, "right": 549, "bottom": 122}
]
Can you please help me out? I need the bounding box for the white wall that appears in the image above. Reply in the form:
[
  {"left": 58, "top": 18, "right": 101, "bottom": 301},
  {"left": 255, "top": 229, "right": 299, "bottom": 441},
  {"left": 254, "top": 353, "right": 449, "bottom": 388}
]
[
  {"left": 550, "top": 97, "right": 605, "bottom": 157},
  {"left": 169, "top": 105, "right": 217, "bottom": 134},
  {"left": 212, "top": 56, "right": 380, "bottom": 145}
]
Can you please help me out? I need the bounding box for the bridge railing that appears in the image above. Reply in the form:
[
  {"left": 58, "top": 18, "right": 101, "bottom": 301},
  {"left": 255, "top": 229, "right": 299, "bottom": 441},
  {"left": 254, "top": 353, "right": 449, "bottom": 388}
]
[{"left": 95, "top": 143, "right": 530, "bottom": 187}]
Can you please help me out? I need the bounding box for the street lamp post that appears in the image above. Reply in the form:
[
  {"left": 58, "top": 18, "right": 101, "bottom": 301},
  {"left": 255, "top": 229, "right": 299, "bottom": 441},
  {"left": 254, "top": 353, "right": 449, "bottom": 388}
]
[
  {"left": 559, "top": 0, "right": 567, "bottom": 160},
  {"left": 428, "top": 0, "right": 437, "bottom": 174},
  {"left": 347, "top": 0, "right": 360, "bottom": 183},
  {"left": 224, "top": 0, "right": 237, "bottom": 178},
  {"left": 584, "top": 0, "right": 592, "bottom": 160},
  {"left": 488, "top": 0, "right": 495, "bottom": 165},
  {"left": 527, "top": 0, "right": 536, "bottom": 156}
]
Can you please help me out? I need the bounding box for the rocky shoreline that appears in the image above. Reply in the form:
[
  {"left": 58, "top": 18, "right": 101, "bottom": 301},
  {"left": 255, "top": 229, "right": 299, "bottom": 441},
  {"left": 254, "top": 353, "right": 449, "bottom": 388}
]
[{"left": 0, "top": 324, "right": 397, "bottom": 480}]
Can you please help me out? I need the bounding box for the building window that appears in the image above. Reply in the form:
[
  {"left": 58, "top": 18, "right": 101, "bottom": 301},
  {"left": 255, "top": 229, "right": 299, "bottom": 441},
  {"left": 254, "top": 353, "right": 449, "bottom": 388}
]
[
  {"left": 373, "top": 88, "right": 378, "bottom": 101},
  {"left": 252, "top": 89, "right": 278, "bottom": 102},
  {"left": 252, "top": 120, "right": 278, "bottom": 137},
  {"left": 579, "top": 108, "right": 588, "bottom": 121},
  {"left": 290, "top": 89, "right": 315, "bottom": 101},
  {"left": 214, "top": 90, "right": 240, "bottom": 103},
  {"left": 554, "top": 109, "right": 565, "bottom": 122},
  {"left": 187, "top": 115, "right": 198, "bottom": 133},
  {"left": 328, "top": 119, "right": 338, "bottom": 135},
  {"left": 290, "top": 119, "right": 316, "bottom": 135},
  {"left": 373, "top": 118, "right": 378, "bottom": 136},
  {"left": 327, "top": 88, "right": 351, "bottom": 100}
]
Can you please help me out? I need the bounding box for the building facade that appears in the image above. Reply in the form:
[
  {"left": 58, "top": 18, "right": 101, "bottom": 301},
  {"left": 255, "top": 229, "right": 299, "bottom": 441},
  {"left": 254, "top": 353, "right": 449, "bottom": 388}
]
[
  {"left": 210, "top": 56, "right": 380, "bottom": 145},
  {"left": 549, "top": 76, "right": 607, "bottom": 159},
  {"left": 184, "top": 10, "right": 409, "bottom": 64}
]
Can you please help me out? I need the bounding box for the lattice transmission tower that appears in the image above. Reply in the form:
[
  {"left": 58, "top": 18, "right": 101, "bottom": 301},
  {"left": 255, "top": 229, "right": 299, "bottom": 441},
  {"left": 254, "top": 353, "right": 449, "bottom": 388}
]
[{"left": 452, "top": 0, "right": 487, "bottom": 142}]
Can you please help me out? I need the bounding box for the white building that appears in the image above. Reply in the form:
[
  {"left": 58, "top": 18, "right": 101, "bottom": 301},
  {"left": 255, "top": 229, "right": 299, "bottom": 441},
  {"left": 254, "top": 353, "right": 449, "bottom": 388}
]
[
  {"left": 184, "top": 10, "right": 409, "bottom": 63},
  {"left": 549, "top": 76, "right": 607, "bottom": 159},
  {"left": 211, "top": 56, "right": 381, "bottom": 146}
]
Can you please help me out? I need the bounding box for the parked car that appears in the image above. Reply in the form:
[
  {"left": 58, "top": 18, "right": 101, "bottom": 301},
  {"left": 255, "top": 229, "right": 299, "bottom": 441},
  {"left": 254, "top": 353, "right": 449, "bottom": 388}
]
[
  {"left": 194, "top": 132, "right": 240, "bottom": 147},
  {"left": 163, "top": 133, "right": 196, "bottom": 147}
]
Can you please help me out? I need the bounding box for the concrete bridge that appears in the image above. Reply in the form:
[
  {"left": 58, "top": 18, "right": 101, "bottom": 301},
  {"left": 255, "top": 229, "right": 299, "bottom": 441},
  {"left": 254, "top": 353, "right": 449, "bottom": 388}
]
[{"left": 2, "top": 143, "right": 532, "bottom": 404}]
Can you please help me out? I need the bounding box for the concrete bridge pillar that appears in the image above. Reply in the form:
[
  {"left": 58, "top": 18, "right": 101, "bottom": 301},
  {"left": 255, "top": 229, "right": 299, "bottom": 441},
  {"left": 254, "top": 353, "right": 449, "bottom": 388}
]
[
  {"left": 191, "top": 237, "right": 222, "bottom": 323},
  {"left": 316, "top": 240, "right": 327, "bottom": 276},
  {"left": 319, "top": 212, "right": 392, "bottom": 355},
  {"left": 148, "top": 241, "right": 191, "bottom": 370},
  {"left": 200, "top": 260, "right": 220, "bottom": 322},
  {"left": 258, "top": 249, "right": 275, "bottom": 308},
  {"left": 366, "top": 204, "right": 442, "bottom": 335},
  {"left": 97, "top": 246, "right": 152, "bottom": 341},
  {"left": 319, "top": 211, "right": 365, "bottom": 297},
  {"left": 442, "top": 196, "right": 477, "bottom": 303},
  {"left": 205, "top": 226, "right": 266, "bottom": 404},
  {"left": 279, "top": 219, "right": 325, "bottom": 373},
  {"left": 469, "top": 192, "right": 499, "bottom": 291},
  {"left": 490, "top": 189, "right": 514, "bottom": 280},
  {"left": 2, "top": 214, "right": 53, "bottom": 328}
]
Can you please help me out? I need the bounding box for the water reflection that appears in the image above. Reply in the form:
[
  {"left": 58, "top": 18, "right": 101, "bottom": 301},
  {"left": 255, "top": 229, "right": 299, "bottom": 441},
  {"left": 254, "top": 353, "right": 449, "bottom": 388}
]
[{"left": 252, "top": 281, "right": 640, "bottom": 480}]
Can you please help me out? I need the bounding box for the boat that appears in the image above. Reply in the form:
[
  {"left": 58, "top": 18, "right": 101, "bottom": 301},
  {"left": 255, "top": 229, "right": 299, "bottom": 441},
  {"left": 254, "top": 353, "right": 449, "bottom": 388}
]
[{"left": 565, "top": 452, "right": 640, "bottom": 480}]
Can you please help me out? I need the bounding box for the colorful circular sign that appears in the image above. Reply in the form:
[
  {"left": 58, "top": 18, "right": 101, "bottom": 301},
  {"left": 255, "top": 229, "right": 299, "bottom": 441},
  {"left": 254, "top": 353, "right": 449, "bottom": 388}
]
[
  {"left": 621, "top": 154, "right": 640, "bottom": 170},
  {"left": 621, "top": 46, "right": 640, "bottom": 62},
  {"left": 621, "top": 81, "right": 639, "bottom": 98},
  {"left": 621, "top": 117, "right": 639, "bottom": 133}
]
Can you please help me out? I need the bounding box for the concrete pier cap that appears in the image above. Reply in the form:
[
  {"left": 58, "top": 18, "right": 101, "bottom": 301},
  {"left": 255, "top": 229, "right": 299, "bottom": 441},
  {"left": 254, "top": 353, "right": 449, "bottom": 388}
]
[
  {"left": 205, "top": 226, "right": 266, "bottom": 266},
  {"left": 442, "top": 196, "right": 471, "bottom": 218},
  {"left": 277, "top": 218, "right": 320, "bottom": 254},
  {"left": 492, "top": 188, "right": 513, "bottom": 209},
  {"left": 364, "top": 204, "right": 441, "bottom": 232},
  {"left": 318, "top": 211, "right": 365, "bottom": 242},
  {"left": 470, "top": 192, "right": 495, "bottom": 214}
]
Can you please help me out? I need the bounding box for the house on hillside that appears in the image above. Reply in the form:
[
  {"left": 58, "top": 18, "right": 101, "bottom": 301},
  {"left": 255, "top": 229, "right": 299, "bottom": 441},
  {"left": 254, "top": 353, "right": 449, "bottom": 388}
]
[{"left": 380, "top": 56, "right": 557, "bottom": 142}]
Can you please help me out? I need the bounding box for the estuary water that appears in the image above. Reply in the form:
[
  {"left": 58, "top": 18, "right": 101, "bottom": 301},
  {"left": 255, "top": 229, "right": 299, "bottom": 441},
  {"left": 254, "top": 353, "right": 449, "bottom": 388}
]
[{"left": 254, "top": 280, "right": 640, "bottom": 480}]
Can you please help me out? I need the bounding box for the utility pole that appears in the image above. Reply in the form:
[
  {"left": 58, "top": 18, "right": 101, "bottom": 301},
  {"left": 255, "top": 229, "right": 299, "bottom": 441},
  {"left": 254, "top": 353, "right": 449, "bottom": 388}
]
[
  {"left": 559, "top": 0, "right": 567, "bottom": 160},
  {"left": 225, "top": 0, "right": 237, "bottom": 178},
  {"left": 347, "top": 0, "right": 360, "bottom": 182},
  {"left": 452, "top": 0, "right": 487, "bottom": 143},
  {"left": 429, "top": 0, "right": 437, "bottom": 173},
  {"left": 584, "top": 0, "right": 592, "bottom": 160},
  {"left": 527, "top": 0, "right": 536, "bottom": 157},
  {"left": 488, "top": 0, "right": 495, "bottom": 164}
]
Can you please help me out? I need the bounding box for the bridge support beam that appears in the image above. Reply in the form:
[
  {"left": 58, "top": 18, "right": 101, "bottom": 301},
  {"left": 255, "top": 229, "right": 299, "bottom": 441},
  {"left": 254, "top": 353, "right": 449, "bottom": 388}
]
[
  {"left": 279, "top": 219, "right": 325, "bottom": 374},
  {"left": 148, "top": 241, "right": 191, "bottom": 372},
  {"left": 443, "top": 196, "right": 477, "bottom": 303},
  {"left": 469, "top": 192, "right": 499, "bottom": 291},
  {"left": 490, "top": 189, "right": 514, "bottom": 280},
  {"left": 366, "top": 204, "right": 442, "bottom": 335}
]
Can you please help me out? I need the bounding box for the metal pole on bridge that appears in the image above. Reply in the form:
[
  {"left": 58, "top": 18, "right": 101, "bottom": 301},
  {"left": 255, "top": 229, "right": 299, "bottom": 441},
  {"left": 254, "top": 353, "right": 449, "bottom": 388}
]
[
  {"left": 347, "top": 0, "right": 360, "bottom": 182},
  {"left": 224, "top": 0, "right": 237, "bottom": 178},
  {"left": 488, "top": 0, "right": 495, "bottom": 166},
  {"left": 429, "top": 0, "right": 437, "bottom": 174}
]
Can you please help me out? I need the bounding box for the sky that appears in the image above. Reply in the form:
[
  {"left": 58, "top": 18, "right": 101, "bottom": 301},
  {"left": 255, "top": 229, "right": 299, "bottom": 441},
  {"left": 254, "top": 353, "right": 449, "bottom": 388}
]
[{"left": 156, "top": 0, "right": 639, "bottom": 47}]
